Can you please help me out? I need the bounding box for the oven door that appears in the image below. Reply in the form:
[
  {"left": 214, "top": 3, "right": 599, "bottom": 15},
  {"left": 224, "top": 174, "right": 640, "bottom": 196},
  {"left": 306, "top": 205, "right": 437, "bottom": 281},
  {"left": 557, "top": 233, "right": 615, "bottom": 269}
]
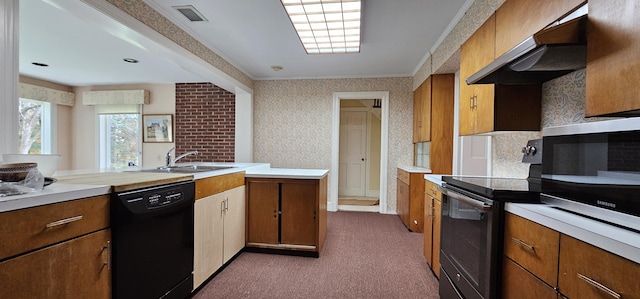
[{"left": 440, "top": 185, "right": 499, "bottom": 299}]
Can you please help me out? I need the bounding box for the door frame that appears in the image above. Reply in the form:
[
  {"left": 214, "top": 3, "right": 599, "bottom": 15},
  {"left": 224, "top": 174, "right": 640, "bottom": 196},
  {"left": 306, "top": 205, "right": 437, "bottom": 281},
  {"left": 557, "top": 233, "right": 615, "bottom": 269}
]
[{"left": 331, "top": 91, "right": 389, "bottom": 213}]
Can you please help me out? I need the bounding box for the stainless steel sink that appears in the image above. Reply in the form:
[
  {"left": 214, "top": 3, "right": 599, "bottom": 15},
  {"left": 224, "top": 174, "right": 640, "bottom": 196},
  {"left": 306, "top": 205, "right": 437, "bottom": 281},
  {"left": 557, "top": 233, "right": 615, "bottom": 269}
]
[{"left": 139, "top": 165, "right": 235, "bottom": 173}]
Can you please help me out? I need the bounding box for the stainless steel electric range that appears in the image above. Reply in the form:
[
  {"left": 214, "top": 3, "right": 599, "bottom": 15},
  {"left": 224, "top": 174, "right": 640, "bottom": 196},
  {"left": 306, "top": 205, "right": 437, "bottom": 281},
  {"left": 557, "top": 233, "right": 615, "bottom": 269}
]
[{"left": 439, "top": 139, "right": 542, "bottom": 299}]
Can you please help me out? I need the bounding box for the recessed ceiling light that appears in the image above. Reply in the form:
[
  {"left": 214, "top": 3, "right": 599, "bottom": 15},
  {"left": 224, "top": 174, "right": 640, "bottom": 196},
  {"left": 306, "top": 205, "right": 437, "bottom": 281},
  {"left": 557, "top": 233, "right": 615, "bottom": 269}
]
[
  {"left": 32, "top": 62, "right": 49, "bottom": 67},
  {"left": 271, "top": 65, "right": 284, "bottom": 71},
  {"left": 123, "top": 58, "right": 139, "bottom": 63},
  {"left": 281, "top": 0, "right": 361, "bottom": 54},
  {"left": 172, "top": 5, "right": 208, "bottom": 22}
]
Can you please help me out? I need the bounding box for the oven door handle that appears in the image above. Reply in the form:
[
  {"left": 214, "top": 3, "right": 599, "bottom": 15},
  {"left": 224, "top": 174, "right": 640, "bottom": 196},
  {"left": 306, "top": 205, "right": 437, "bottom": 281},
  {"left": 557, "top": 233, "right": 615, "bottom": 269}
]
[{"left": 446, "top": 190, "right": 492, "bottom": 211}]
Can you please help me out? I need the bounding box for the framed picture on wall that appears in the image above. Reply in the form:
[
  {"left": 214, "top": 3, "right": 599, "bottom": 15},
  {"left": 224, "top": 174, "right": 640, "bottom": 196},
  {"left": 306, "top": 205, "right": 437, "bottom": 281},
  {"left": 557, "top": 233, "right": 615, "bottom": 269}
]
[{"left": 143, "top": 114, "right": 173, "bottom": 143}]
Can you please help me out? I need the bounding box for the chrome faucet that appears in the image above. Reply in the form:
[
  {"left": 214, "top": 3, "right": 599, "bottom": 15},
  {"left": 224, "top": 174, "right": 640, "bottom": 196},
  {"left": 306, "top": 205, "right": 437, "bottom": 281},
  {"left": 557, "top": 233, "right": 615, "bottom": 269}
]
[
  {"left": 165, "top": 147, "right": 198, "bottom": 167},
  {"left": 172, "top": 150, "right": 199, "bottom": 165}
]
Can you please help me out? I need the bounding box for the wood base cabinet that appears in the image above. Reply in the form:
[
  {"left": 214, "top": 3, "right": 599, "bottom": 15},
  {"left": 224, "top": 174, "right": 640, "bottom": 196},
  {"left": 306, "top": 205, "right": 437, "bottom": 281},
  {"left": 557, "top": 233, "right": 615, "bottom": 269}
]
[
  {"left": 0, "top": 195, "right": 111, "bottom": 299},
  {"left": 423, "top": 179, "right": 442, "bottom": 278},
  {"left": 246, "top": 176, "right": 327, "bottom": 256},
  {"left": 397, "top": 168, "right": 429, "bottom": 232},
  {"left": 194, "top": 172, "right": 246, "bottom": 289}
]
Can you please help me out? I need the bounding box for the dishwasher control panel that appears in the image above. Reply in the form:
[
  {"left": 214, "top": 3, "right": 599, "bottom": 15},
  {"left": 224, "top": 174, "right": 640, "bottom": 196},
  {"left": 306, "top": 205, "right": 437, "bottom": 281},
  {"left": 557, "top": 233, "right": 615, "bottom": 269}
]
[{"left": 113, "top": 181, "right": 195, "bottom": 216}]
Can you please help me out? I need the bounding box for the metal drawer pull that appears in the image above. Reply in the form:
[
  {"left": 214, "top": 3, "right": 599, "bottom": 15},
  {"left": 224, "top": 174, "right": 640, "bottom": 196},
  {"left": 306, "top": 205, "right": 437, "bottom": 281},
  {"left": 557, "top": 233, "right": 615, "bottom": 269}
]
[
  {"left": 103, "top": 241, "right": 112, "bottom": 270},
  {"left": 577, "top": 273, "right": 621, "bottom": 299},
  {"left": 45, "top": 215, "right": 83, "bottom": 228},
  {"left": 512, "top": 238, "right": 535, "bottom": 251}
]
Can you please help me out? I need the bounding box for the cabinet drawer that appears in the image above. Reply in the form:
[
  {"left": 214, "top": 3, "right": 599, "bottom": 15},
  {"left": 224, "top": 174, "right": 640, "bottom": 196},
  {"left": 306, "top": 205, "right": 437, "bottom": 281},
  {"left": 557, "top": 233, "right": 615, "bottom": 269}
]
[
  {"left": 424, "top": 180, "right": 442, "bottom": 201},
  {"left": 0, "top": 195, "right": 110, "bottom": 260},
  {"left": 504, "top": 213, "right": 560, "bottom": 287},
  {"left": 196, "top": 171, "right": 245, "bottom": 199},
  {"left": 503, "top": 257, "right": 557, "bottom": 299},
  {"left": 559, "top": 235, "right": 640, "bottom": 299},
  {"left": 397, "top": 169, "right": 409, "bottom": 185}
]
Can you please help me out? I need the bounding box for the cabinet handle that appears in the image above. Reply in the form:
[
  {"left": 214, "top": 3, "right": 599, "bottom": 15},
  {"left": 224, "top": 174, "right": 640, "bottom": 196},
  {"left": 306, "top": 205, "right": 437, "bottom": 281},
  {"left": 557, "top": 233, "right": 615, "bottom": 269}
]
[
  {"left": 469, "top": 96, "right": 474, "bottom": 110},
  {"left": 577, "top": 273, "right": 621, "bottom": 299},
  {"left": 221, "top": 200, "right": 225, "bottom": 213},
  {"left": 274, "top": 210, "right": 278, "bottom": 218},
  {"left": 103, "top": 240, "right": 112, "bottom": 270},
  {"left": 512, "top": 238, "right": 535, "bottom": 251},
  {"left": 474, "top": 95, "right": 478, "bottom": 109},
  {"left": 225, "top": 198, "right": 229, "bottom": 212},
  {"left": 45, "top": 215, "right": 83, "bottom": 228},
  {"left": 432, "top": 207, "right": 436, "bottom": 219}
]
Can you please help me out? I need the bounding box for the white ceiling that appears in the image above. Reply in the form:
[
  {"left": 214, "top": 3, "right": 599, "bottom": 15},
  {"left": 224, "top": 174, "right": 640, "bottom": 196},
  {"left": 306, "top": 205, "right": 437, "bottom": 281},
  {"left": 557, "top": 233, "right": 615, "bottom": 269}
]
[{"left": 19, "top": 0, "right": 471, "bottom": 87}]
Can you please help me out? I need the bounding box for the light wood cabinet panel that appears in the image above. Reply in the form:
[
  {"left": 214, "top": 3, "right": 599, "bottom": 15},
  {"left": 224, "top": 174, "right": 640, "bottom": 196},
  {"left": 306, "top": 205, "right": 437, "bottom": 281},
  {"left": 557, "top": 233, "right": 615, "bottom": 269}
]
[
  {"left": 247, "top": 180, "right": 279, "bottom": 245},
  {"left": 504, "top": 213, "right": 560, "bottom": 287},
  {"left": 194, "top": 192, "right": 225, "bottom": 288},
  {"left": 559, "top": 235, "right": 640, "bottom": 299},
  {"left": 503, "top": 257, "right": 557, "bottom": 299},
  {"left": 495, "top": 0, "right": 585, "bottom": 57},
  {"left": 586, "top": 0, "right": 640, "bottom": 116},
  {"left": 0, "top": 229, "right": 111, "bottom": 299},
  {"left": 246, "top": 176, "right": 327, "bottom": 255},
  {"left": 223, "top": 186, "right": 246, "bottom": 263},
  {"left": 194, "top": 185, "right": 246, "bottom": 289},
  {"left": 0, "top": 195, "right": 109, "bottom": 261}
]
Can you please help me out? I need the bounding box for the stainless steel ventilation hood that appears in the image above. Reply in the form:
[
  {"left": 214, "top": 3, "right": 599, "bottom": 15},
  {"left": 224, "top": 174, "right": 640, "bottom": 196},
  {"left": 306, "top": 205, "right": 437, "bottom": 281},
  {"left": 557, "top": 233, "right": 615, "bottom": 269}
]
[{"left": 467, "top": 5, "right": 588, "bottom": 85}]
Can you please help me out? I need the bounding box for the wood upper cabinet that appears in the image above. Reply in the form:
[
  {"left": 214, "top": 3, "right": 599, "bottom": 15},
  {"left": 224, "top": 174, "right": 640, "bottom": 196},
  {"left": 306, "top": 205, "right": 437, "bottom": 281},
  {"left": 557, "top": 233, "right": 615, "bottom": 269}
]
[
  {"left": 586, "top": 0, "right": 640, "bottom": 116},
  {"left": 413, "top": 81, "right": 427, "bottom": 143},
  {"left": 559, "top": 235, "right": 640, "bottom": 299},
  {"left": 246, "top": 175, "right": 327, "bottom": 255},
  {"left": 429, "top": 74, "right": 454, "bottom": 174},
  {"left": 460, "top": 13, "right": 542, "bottom": 136},
  {"left": 495, "top": 0, "right": 586, "bottom": 57}
]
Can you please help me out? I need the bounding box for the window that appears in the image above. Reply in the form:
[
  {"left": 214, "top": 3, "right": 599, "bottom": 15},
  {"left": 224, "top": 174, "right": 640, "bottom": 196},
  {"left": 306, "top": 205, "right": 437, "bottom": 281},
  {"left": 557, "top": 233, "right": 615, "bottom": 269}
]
[
  {"left": 97, "top": 105, "right": 142, "bottom": 169},
  {"left": 18, "top": 98, "right": 54, "bottom": 154}
]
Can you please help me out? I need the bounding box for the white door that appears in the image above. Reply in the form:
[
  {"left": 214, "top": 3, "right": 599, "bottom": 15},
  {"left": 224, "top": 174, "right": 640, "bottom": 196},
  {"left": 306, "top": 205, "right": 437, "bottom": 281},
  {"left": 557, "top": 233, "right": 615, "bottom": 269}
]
[{"left": 339, "top": 111, "right": 367, "bottom": 197}]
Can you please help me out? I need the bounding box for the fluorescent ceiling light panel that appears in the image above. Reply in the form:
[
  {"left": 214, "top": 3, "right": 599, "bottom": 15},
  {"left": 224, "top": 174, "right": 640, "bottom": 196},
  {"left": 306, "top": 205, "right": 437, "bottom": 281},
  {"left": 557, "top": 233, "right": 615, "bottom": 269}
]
[{"left": 281, "top": 0, "right": 361, "bottom": 54}]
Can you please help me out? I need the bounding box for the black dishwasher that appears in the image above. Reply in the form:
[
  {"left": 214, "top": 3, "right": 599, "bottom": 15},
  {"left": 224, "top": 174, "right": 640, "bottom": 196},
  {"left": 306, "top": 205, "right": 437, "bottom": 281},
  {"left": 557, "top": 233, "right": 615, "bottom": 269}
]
[{"left": 111, "top": 180, "right": 195, "bottom": 299}]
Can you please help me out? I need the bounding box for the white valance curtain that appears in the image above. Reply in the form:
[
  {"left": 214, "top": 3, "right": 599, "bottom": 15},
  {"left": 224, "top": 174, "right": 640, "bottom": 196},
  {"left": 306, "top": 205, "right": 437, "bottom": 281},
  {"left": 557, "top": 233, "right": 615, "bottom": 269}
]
[{"left": 19, "top": 83, "right": 75, "bottom": 106}]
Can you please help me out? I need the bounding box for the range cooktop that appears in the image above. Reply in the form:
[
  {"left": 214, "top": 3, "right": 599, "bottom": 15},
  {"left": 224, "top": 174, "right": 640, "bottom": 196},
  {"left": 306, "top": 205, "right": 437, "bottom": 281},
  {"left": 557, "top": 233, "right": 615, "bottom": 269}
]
[{"left": 443, "top": 176, "right": 540, "bottom": 202}]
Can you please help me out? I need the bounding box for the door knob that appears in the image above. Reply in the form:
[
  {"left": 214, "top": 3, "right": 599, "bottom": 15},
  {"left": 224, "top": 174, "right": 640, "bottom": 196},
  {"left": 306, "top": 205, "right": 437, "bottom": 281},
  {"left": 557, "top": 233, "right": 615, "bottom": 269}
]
[{"left": 361, "top": 158, "right": 365, "bottom": 161}]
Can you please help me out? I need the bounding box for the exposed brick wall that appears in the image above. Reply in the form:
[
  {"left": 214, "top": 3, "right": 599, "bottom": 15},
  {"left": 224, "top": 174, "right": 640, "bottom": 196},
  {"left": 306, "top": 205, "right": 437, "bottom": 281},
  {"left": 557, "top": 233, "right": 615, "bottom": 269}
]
[{"left": 175, "top": 82, "right": 235, "bottom": 162}]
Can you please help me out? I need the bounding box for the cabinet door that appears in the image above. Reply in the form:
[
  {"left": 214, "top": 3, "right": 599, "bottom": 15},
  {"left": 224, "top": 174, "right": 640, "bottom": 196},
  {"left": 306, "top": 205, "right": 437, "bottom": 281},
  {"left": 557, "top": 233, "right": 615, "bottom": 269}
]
[
  {"left": 409, "top": 173, "right": 425, "bottom": 233},
  {"left": 559, "top": 235, "right": 640, "bottom": 299},
  {"left": 281, "top": 181, "right": 317, "bottom": 246},
  {"left": 432, "top": 198, "right": 442, "bottom": 279},
  {"left": 419, "top": 77, "right": 432, "bottom": 142},
  {"left": 429, "top": 74, "right": 455, "bottom": 174},
  {"left": 423, "top": 195, "right": 433, "bottom": 267},
  {"left": 397, "top": 178, "right": 410, "bottom": 229},
  {"left": 504, "top": 213, "right": 560, "bottom": 287},
  {"left": 194, "top": 193, "right": 225, "bottom": 288},
  {"left": 0, "top": 229, "right": 111, "bottom": 299},
  {"left": 495, "top": 0, "right": 585, "bottom": 57},
  {"left": 503, "top": 257, "right": 557, "bottom": 299},
  {"left": 247, "top": 180, "right": 279, "bottom": 244},
  {"left": 223, "top": 186, "right": 246, "bottom": 263},
  {"left": 586, "top": 0, "right": 640, "bottom": 116},
  {"left": 413, "top": 83, "right": 423, "bottom": 143},
  {"left": 460, "top": 15, "right": 496, "bottom": 136}
]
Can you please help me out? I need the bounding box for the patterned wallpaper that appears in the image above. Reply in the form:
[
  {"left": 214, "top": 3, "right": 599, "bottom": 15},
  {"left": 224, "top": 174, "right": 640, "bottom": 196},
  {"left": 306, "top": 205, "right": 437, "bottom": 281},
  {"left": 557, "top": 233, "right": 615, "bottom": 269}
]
[{"left": 254, "top": 77, "right": 414, "bottom": 213}]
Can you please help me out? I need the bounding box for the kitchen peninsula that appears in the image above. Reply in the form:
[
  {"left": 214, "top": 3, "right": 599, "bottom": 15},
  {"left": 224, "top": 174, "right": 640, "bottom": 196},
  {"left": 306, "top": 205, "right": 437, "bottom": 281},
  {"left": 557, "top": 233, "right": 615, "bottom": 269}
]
[{"left": 0, "top": 163, "right": 329, "bottom": 298}]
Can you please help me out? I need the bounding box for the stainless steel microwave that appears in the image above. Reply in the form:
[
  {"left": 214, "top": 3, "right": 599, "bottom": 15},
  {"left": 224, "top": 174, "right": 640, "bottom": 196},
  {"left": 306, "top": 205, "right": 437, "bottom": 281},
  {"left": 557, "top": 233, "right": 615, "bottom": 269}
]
[{"left": 541, "top": 119, "right": 640, "bottom": 232}]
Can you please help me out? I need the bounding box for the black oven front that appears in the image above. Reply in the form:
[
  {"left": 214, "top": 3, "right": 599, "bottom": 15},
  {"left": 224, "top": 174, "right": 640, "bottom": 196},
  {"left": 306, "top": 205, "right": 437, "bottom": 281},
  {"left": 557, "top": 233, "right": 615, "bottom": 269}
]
[
  {"left": 440, "top": 184, "right": 500, "bottom": 299},
  {"left": 542, "top": 120, "right": 640, "bottom": 232}
]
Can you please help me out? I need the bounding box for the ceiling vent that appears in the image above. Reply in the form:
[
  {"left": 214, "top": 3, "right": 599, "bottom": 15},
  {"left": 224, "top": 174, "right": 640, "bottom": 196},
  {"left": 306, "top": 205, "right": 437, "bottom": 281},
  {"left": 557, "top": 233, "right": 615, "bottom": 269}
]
[{"left": 172, "top": 5, "right": 208, "bottom": 22}]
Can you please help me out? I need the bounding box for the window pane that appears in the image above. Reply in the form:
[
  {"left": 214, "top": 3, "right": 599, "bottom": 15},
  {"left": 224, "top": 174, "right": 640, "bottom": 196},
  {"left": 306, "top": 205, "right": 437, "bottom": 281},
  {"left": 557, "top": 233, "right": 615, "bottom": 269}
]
[
  {"left": 18, "top": 99, "right": 45, "bottom": 154},
  {"left": 99, "top": 114, "right": 140, "bottom": 169}
]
